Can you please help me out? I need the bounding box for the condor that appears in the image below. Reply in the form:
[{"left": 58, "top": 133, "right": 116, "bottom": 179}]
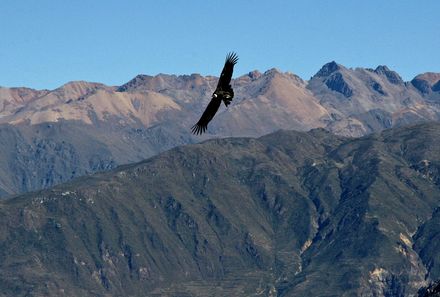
[{"left": 191, "top": 52, "right": 238, "bottom": 135}]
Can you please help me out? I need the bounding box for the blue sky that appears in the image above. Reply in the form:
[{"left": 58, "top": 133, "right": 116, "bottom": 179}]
[{"left": 1, "top": 0, "right": 439, "bottom": 89}]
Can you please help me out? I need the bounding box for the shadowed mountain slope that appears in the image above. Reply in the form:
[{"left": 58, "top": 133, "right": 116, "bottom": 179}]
[{"left": 1, "top": 123, "right": 440, "bottom": 296}]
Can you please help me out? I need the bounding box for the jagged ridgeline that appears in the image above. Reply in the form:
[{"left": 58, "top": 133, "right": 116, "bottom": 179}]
[
  {"left": 1, "top": 123, "right": 440, "bottom": 296},
  {"left": 0, "top": 64, "right": 440, "bottom": 198}
]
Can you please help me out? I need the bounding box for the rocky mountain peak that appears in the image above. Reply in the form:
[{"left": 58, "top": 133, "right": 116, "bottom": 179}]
[
  {"left": 374, "top": 65, "right": 403, "bottom": 85},
  {"left": 247, "top": 70, "right": 262, "bottom": 80},
  {"left": 58, "top": 81, "right": 108, "bottom": 93},
  {"left": 0, "top": 87, "right": 49, "bottom": 105},
  {"left": 411, "top": 73, "right": 440, "bottom": 94},
  {"left": 314, "top": 61, "right": 341, "bottom": 77},
  {"left": 117, "top": 74, "right": 154, "bottom": 92},
  {"left": 50, "top": 81, "right": 110, "bottom": 104},
  {"left": 117, "top": 73, "right": 209, "bottom": 93},
  {"left": 263, "top": 68, "right": 282, "bottom": 76},
  {"left": 374, "top": 65, "right": 391, "bottom": 73},
  {"left": 413, "top": 72, "right": 440, "bottom": 85}
]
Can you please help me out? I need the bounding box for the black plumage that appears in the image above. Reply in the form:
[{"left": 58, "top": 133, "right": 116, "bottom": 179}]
[{"left": 191, "top": 52, "right": 238, "bottom": 135}]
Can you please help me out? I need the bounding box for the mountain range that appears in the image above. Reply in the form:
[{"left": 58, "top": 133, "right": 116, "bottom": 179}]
[
  {"left": 0, "top": 62, "right": 439, "bottom": 198},
  {"left": 1, "top": 122, "right": 440, "bottom": 296}
]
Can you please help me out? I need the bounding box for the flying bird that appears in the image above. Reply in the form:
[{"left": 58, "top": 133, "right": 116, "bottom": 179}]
[{"left": 191, "top": 52, "right": 238, "bottom": 135}]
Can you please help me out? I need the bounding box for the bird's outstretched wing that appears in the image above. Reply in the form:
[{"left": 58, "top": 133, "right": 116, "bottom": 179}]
[
  {"left": 191, "top": 52, "right": 238, "bottom": 135},
  {"left": 216, "top": 52, "right": 239, "bottom": 91},
  {"left": 191, "top": 97, "right": 222, "bottom": 135}
]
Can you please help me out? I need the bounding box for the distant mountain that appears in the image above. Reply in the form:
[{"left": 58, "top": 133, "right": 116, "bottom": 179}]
[
  {"left": 0, "top": 86, "right": 49, "bottom": 116},
  {"left": 411, "top": 73, "right": 440, "bottom": 95},
  {"left": 1, "top": 123, "right": 440, "bottom": 296},
  {"left": 0, "top": 63, "right": 439, "bottom": 198},
  {"left": 308, "top": 62, "right": 440, "bottom": 136}
]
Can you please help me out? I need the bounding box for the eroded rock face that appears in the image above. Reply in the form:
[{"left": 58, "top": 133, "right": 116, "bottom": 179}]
[
  {"left": 412, "top": 78, "right": 432, "bottom": 94},
  {"left": 432, "top": 81, "right": 440, "bottom": 92},
  {"left": 375, "top": 65, "right": 404, "bottom": 85},
  {"left": 325, "top": 72, "right": 353, "bottom": 97},
  {"left": 370, "top": 80, "right": 387, "bottom": 96}
]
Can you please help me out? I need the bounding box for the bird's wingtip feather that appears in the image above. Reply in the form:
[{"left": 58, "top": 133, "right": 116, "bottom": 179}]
[
  {"left": 191, "top": 123, "right": 207, "bottom": 135},
  {"left": 226, "top": 52, "right": 239, "bottom": 65}
]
